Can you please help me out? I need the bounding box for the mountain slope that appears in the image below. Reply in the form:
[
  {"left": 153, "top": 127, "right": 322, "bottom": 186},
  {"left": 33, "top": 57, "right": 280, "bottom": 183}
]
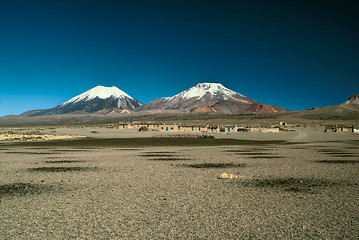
[
  {"left": 345, "top": 94, "right": 359, "bottom": 104},
  {"left": 22, "top": 86, "right": 143, "bottom": 116},
  {"left": 136, "top": 83, "right": 288, "bottom": 113}
]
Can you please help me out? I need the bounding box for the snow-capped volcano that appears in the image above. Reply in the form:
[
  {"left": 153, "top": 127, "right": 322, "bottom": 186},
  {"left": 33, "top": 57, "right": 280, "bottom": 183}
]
[
  {"left": 22, "top": 86, "right": 142, "bottom": 116},
  {"left": 60, "top": 86, "right": 134, "bottom": 106},
  {"left": 166, "top": 83, "right": 243, "bottom": 101},
  {"left": 136, "top": 82, "right": 287, "bottom": 113}
]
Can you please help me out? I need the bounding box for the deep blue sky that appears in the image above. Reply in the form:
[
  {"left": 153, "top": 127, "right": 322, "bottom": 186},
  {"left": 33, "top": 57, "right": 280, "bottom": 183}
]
[{"left": 0, "top": 0, "right": 358, "bottom": 116}]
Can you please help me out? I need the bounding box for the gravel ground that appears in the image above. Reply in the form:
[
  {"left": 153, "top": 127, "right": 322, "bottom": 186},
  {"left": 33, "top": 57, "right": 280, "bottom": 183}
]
[{"left": 1, "top": 131, "right": 359, "bottom": 239}]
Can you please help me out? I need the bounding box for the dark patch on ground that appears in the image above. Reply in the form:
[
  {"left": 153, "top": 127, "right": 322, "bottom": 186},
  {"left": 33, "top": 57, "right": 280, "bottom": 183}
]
[
  {"left": 141, "top": 154, "right": 177, "bottom": 157},
  {"left": 44, "top": 160, "right": 87, "bottom": 164},
  {"left": 51, "top": 149, "right": 90, "bottom": 152},
  {"left": 28, "top": 167, "right": 98, "bottom": 172},
  {"left": 115, "top": 148, "right": 143, "bottom": 151},
  {"left": 141, "top": 151, "right": 189, "bottom": 160},
  {"left": 225, "top": 148, "right": 274, "bottom": 152},
  {"left": 289, "top": 147, "right": 311, "bottom": 149},
  {"left": 330, "top": 154, "right": 359, "bottom": 157},
  {"left": 147, "top": 158, "right": 191, "bottom": 161},
  {"left": 71, "top": 147, "right": 103, "bottom": 150},
  {"left": 319, "top": 152, "right": 356, "bottom": 156},
  {"left": 4, "top": 151, "right": 60, "bottom": 155},
  {"left": 9, "top": 138, "right": 286, "bottom": 148},
  {"left": 225, "top": 149, "right": 283, "bottom": 158},
  {"left": 317, "top": 148, "right": 343, "bottom": 152},
  {"left": 247, "top": 156, "right": 284, "bottom": 159},
  {"left": 237, "top": 152, "right": 275, "bottom": 155},
  {"left": 345, "top": 146, "right": 359, "bottom": 150},
  {"left": 238, "top": 178, "right": 347, "bottom": 193},
  {"left": 317, "top": 149, "right": 347, "bottom": 154},
  {"left": 0, "top": 182, "right": 52, "bottom": 197},
  {"left": 0, "top": 148, "right": 12, "bottom": 151},
  {"left": 316, "top": 160, "right": 359, "bottom": 164},
  {"left": 317, "top": 149, "right": 359, "bottom": 157},
  {"left": 182, "top": 163, "right": 245, "bottom": 168},
  {"left": 142, "top": 151, "right": 175, "bottom": 154},
  {"left": 224, "top": 149, "right": 256, "bottom": 153},
  {"left": 25, "top": 147, "right": 52, "bottom": 150},
  {"left": 46, "top": 156, "right": 76, "bottom": 159}
]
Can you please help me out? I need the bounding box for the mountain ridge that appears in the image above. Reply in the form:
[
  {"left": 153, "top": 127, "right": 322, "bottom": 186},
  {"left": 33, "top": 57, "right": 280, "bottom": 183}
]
[{"left": 20, "top": 83, "right": 289, "bottom": 116}]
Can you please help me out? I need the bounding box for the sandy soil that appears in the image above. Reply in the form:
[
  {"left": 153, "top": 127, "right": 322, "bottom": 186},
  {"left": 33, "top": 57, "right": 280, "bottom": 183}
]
[{"left": 1, "top": 127, "right": 358, "bottom": 239}]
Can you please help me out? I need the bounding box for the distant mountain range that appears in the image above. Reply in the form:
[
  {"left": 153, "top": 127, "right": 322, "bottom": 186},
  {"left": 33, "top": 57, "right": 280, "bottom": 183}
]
[
  {"left": 19, "top": 83, "right": 358, "bottom": 117},
  {"left": 0, "top": 88, "right": 358, "bottom": 126},
  {"left": 21, "top": 83, "right": 288, "bottom": 116}
]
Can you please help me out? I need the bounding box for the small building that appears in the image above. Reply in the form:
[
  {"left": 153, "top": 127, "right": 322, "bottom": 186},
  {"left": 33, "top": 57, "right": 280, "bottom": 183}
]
[
  {"left": 244, "top": 127, "right": 279, "bottom": 133},
  {"left": 139, "top": 124, "right": 160, "bottom": 130},
  {"left": 325, "top": 126, "right": 354, "bottom": 133},
  {"left": 260, "top": 127, "right": 280, "bottom": 133},
  {"left": 325, "top": 127, "right": 341, "bottom": 132},
  {"left": 353, "top": 127, "right": 359, "bottom": 133},
  {"left": 207, "top": 125, "right": 219, "bottom": 132},
  {"left": 237, "top": 127, "right": 249, "bottom": 132},
  {"left": 342, "top": 127, "right": 353, "bottom": 132},
  {"left": 118, "top": 122, "right": 160, "bottom": 131},
  {"left": 118, "top": 122, "right": 133, "bottom": 129},
  {"left": 178, "top": 126, "right": 194, "bottom": 132},
  {"left": 171, "top": 124, "right": 209, "bottom": 132},
  {"left": 224, "top": 125, "right": 238, "bottom": 133},
  {"left": 159, "top": 124, "right": 179, "bottom": 132},
  {"left": 247, "top": 128, "right": 261, "bottom": 132}
]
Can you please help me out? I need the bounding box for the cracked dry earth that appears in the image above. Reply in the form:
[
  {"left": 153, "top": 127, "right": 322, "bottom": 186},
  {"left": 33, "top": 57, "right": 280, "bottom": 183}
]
[{"left": 1, "top": 138, "right": 359, "bottom": 239}]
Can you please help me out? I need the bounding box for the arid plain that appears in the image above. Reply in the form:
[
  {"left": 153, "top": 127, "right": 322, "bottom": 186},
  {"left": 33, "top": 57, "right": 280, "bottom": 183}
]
[{"left": 1, "top": 126, "right": 359, "bottom": 239}]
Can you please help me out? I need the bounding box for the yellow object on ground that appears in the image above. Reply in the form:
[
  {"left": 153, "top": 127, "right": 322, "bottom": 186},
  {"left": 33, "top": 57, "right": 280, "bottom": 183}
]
[{"left": 218, "top": 173, "right": 238, "bottom": 179}]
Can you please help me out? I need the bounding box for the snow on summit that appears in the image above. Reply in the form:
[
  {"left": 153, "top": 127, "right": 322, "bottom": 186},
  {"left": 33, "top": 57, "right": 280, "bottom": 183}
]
[
  {"left": 61, "top": 86, "right": 133, "bottom": 106},
  {"left": 167, "top": 83, "right": 243, "bottom": 100}
]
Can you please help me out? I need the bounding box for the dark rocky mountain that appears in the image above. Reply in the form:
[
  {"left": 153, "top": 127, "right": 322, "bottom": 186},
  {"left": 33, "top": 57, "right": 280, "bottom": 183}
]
[
  {"left": 22, "top": 86, "right": 143, "bottom": 116},
  {"left": 136, "top": 83, "right": 288, "bottom": 114},
  {"left": 345, "top": 94, "right": 359, "bottom": 104}
]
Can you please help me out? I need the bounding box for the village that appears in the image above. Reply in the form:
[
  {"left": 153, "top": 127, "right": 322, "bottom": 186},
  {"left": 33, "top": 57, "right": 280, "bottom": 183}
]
[
  {"left": 118, "top": 121, "right": 359, "bottom": 134},
  {"left": 118, "top": 122, "right": 280, "bottom": 133}
]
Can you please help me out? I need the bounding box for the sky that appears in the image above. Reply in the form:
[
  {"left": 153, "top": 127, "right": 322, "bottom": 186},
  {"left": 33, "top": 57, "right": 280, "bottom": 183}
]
[{"left": 0, "top": 0, "right": 358, "bottom": 116}]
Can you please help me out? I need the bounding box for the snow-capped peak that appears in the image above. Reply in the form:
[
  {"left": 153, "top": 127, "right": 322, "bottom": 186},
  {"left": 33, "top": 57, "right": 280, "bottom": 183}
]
[
  {"left": 60, "top": 86, "right": 133, "bottom": 106},
  {"left": 166, "top": 83, "right": 244, "bottom": 100}
]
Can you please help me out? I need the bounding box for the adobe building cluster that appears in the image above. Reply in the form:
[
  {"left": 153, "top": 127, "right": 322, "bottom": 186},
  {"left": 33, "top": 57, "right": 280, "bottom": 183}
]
[
  {"left": 118, "top": 122, "right": 280, "bottom": 133},
  {"left": 325, "top": 126, "right": 359, "bottom": 133}
]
